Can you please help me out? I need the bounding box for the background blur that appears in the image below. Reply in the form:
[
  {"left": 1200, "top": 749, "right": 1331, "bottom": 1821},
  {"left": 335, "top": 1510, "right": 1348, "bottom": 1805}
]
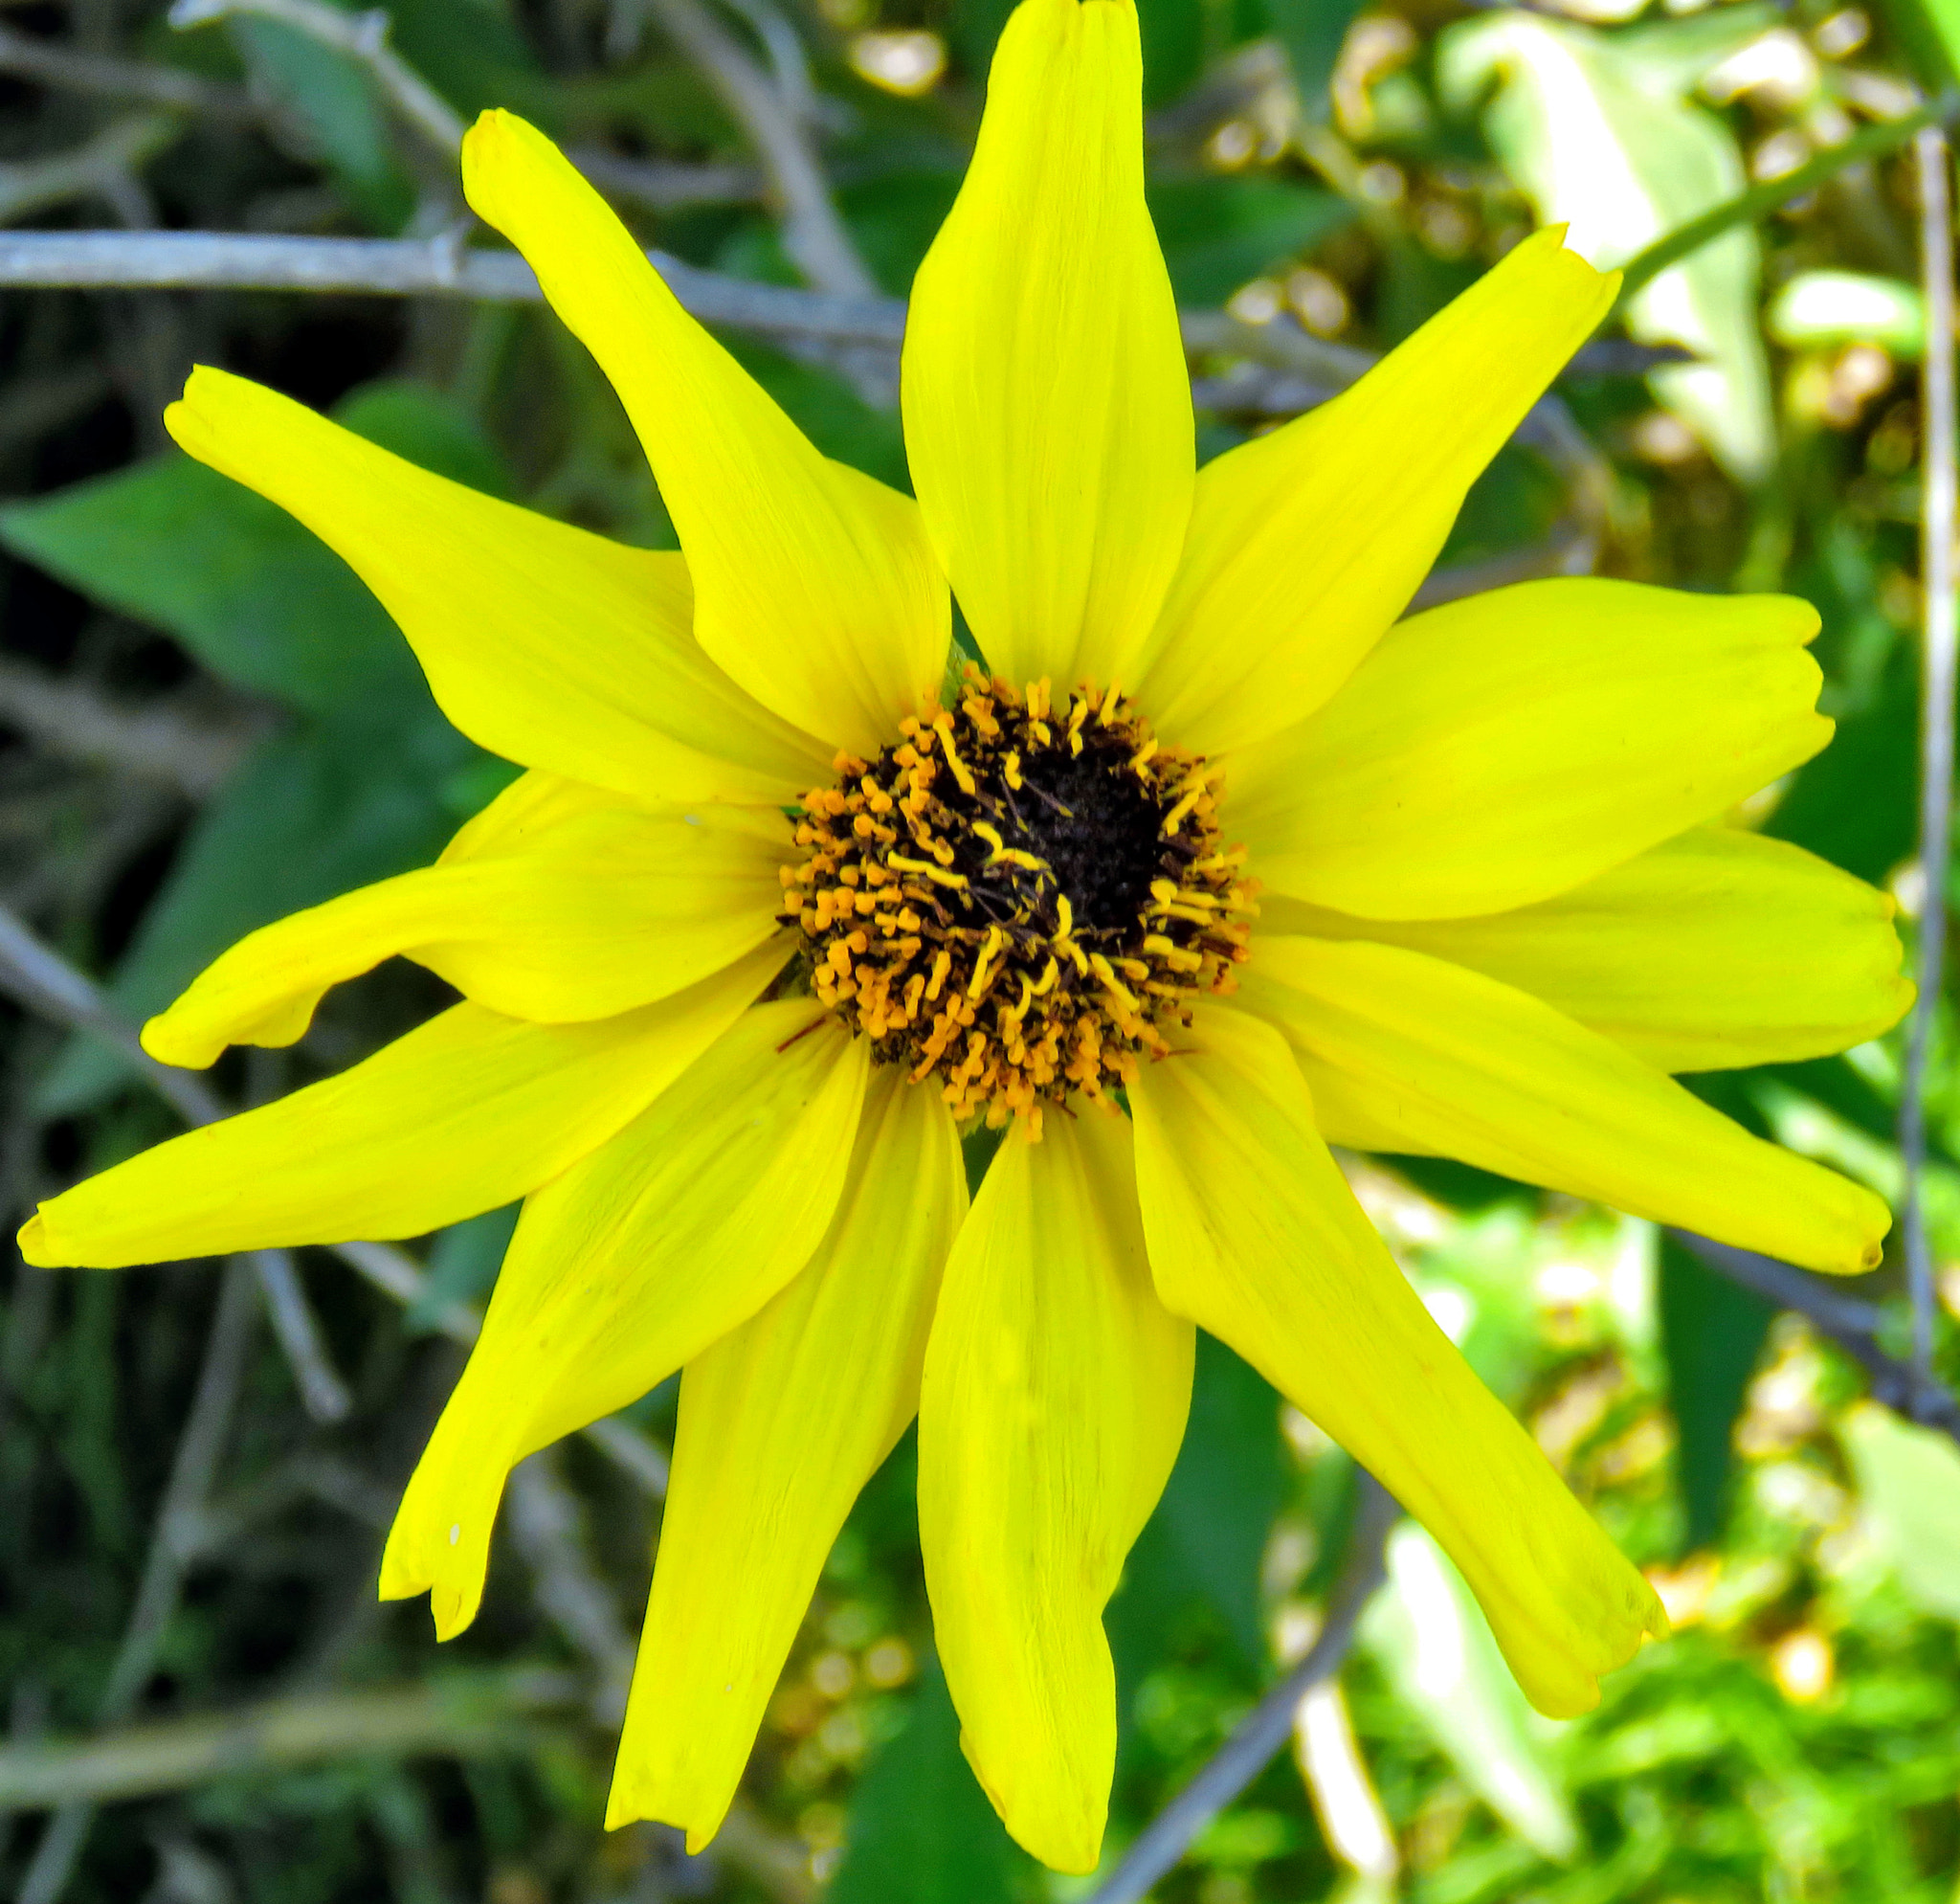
[{"left": 1, "top": 0, "right": 1959, "bottom": 1897}]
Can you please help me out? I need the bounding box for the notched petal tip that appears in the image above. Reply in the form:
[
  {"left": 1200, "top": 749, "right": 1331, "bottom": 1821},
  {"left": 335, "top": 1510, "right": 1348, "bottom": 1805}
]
[
  {"left": 140, "top": 1012, "right": 216, "bottom": 1071},
  {"left": 16, "top": 1213, "right": 52, "bottom": 1266}
]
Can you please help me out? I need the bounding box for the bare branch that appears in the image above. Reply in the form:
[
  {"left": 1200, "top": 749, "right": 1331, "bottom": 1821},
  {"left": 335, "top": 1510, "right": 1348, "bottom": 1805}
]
[
  {"left": 1904, "top": 126, "right": 1957, "bottom": 1379},
  {"left": 0, "top": 1674, "right": 583, "bottom": 1812},
  {"left": 1083, "top": 1476, "right": 1398, "bottom": 1904},
  {"left": 1671, "top": 1231, "right": 1960, "bottom": 1445},
  {"left": 0, "top": 24, "right": 256, "bottom": 119},
  {"left": 168, "top": 0, "right": 466, "bottom": 159},
  {"left": 0, "top": 114, "right": 184, "bottom": 227},
  {"left": 0, "top": 657, "right": 265, "bottom": 800},
  {"left": 0, "top": 230, "right": 910, "bottom": 348},
  {"left": 637, "top": 0, "right": 875, "bottom": 299},
  {"left": 567, "top": 143, "right": 766, "bottom": 211},
  {"left": 249, "top": 1247, "right": 351, "bottom": 1423}
]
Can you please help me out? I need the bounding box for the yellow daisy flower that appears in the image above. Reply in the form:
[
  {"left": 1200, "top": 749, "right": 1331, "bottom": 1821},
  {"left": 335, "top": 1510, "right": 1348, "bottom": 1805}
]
[{"left": 19, "top": 0, "right": 1908, "bottom": 1872}]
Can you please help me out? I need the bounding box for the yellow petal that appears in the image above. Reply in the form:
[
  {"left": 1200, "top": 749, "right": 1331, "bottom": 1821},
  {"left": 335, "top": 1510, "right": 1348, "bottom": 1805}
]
[
  {"left": 166, "top": 368, "right": 826, "bottom": 806},
  {"left": 1128, "top": 1002, "right": 1666, "bottom": 1718},
  {"left": 141, "top": 778, "right": 790, "bottom": 1066},
  {"left": 610, "top": 1069, "right": 967, "bottom": 1848},
  {"left": 1133, "top": 229, "right": 1614, "bottom": 754},
  {"left": 381, "top": 1001, "right": 868, "bottom": 1640},
  {"left": 1228, "top": 578, "right": 1830, "bottom": 920},
  {"left": 901, "top": 0, "right": 1192, "bottom": 692},
  {"left": 1259, "top": 827, "right": 1913, "bottom": 1073},
  {"left": 18, "top": 943, "right": 783, "bottom": 1269},
  {"left": 461, "top": 110, "right": 947, "bottom": 754},
  {"left": 919, "top": 1109, "right": 1192, "bottom": 1872},
  {"left": 1241, "top": 936, "right": 1890, "bottom": 1274}
]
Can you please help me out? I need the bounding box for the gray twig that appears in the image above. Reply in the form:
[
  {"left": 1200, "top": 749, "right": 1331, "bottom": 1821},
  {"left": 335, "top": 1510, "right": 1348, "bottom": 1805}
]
[
  {"left": 0, "top": 231, "right": 909, "bottom": 349},
  {"left": 1904, "top": 125, "right": 1957, "bottom": 1381},
  {"left": 17, "top": 1255, "right": 258, "bottom": 1904},
  {"left": 0, "top": 1674, "right": 582, "bottom": 1812},
  {"left": 0, "top": 115, "right": 184, "bottom": 228},
  {"left": 0, "top": 906, "right": 670, "bottom": 1496},
  {"left": 1671, "top": 1231, "right": 1960, "bottom": 1445},
  {"left": 1083, "top": 1476, "right": 1398, "bottom": 1904},
  {"left": 566, "top": 145, "right": 767, "bottom": 211},
  {"left": 167, "top": 0, "right": 465, "bottom": 159},
  {"left": 638, "top": 0, "right": 873, "bottom": 300},
  {"left": 248, "top": 1248, "right": 351, "bottom": 1424},
  {"left": 0, "top": 658, "right": 264, "bottom": 801},
  {"left": 506, "top": 1452, "right": 636, "bottom": 1717},
  {"left": 0, "top": 24, "right": 256, "bottom": 119}
]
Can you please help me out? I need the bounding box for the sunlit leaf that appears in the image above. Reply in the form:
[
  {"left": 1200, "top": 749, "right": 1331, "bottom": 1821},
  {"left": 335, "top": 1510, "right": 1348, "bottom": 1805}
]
[
  {"left": 828, "top": 1658, "right": 1018, "bottom": 1904},
  {"left": 1437, "top": 9, "right": 1776, "bottom": 482},
  {"left": 1841, "top": 1401, "right": 1960, "bottom": 1624},
  {"left": 1362, "top": 1521, "right": 1580, "bottom": 1860}
]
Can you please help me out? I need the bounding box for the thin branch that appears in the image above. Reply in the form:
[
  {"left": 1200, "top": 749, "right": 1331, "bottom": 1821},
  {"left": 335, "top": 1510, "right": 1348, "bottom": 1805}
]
[
  {"left": 167, "top": 0, "right": 465, "bottom": 159},
  {"left": 567, "top": 144, "right": 766, "bottom": 211},
  {"left": 0, "top": 23, "right": 256, "bottom": 119},
  {"left": 1904, "top": 126, "right": 1957, "bottom": 1380},
  {"left": 1083, "top": 1476, "right": 1398, "bottom": 1904},
  {"left": 17, "top": 1255, "right": 258, "bottom": 1904},
  {"left": 0, "top": 230, "right": 911, "bottom": 347},
  {"left": 1669, "top": 1231, "right": 1960, "bottom": 1444},
  {"left": 637, "top": 0, "right": 875, "bottom": 300},
  {"left": 0, "top": 657, "right": 265, "bottom": 800},
  {"left": 249, "top": 1247, "right": 351, "bottom": 1424},
  {"left": 0, "top": 114, "right": 183, "bottom": 227},
  {"left": 0, "top": 1674, "right": 583, "bottom": 1811},
  {"left": 1615, "top": 95, "right": 1960, "bottom": 303},
  {"left": 0, "top": 905, "right": 672, "bottom": 1495}
]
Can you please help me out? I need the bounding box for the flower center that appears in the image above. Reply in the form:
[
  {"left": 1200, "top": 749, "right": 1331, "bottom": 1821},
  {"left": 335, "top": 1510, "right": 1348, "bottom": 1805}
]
[{"left": 780, "top": 666, "right": 1256, "bottom": 1133}]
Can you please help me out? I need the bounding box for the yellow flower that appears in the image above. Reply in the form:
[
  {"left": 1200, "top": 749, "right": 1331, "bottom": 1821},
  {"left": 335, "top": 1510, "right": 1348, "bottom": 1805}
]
[{"left": 17, "top": 0, "right": 1908, "bottom": 1873}]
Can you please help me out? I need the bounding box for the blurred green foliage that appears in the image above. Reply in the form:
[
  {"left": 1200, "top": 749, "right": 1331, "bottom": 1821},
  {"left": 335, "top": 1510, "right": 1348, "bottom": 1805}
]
[{"left": 5, "top": 0, "right": 1960, "bottom": 1897}]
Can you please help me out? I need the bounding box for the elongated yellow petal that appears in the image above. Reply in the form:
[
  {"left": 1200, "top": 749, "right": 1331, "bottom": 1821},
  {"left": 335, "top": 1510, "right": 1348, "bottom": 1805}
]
[
  {"left": 18, "top": 943, "right": 783, "bottom": 1269},
  {"left": 461, "top": 110, "right": 947, "bottom": 754},
  {"left": 141, "top": 779, "right": 789, "bottom": 1065},
  {"left": 1259, "top": 827, "right": 1912, "bottom": 1073},
  {"left": 166, "top": 368, "right": 826, "bottom": 806},
  {"left": 901, "top": 0, "right": 1192, "bottom": 692},
  {"left": 610, "top": 1069, "right": 967, "bottom": 1848},
  {"left": 381, "top": 1002, "right": 868, "bottom": 1640},
  {"left": 1128, "top": 1003, "right": 1666, "bottom": 1717},
  {"left": 1133, "top": 229, "right": 1613, "bottom": 754},
  {"left": 919, "top": 1109, "right": 1192, "bottom": 1872},
  {"left": 1242, "top": 936, "right": 1890, "bottom": 1273},
  {"left": 1228, "top": 578, "right": 1830, "bottom": 920}
]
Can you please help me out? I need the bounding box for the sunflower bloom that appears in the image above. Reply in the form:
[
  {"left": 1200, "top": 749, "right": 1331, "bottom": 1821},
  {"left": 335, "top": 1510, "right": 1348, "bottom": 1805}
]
[{"left": 19, "top": 0, "right": 1908, "bottom": 1872}]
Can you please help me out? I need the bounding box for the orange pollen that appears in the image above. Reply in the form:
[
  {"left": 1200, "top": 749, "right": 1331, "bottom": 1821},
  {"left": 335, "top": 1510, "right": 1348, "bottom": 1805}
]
[{"left": 778, "top": 664, "right": 1257, "bottom": 1132}]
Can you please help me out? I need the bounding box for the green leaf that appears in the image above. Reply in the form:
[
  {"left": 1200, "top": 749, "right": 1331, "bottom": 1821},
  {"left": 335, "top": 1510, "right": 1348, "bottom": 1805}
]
[
  {"left": 35, "top": 709, "right": 482, "bottom": 1116},
  {"left": 1147, "top": 175, "right": 1354, "bottom": 305},
  {"left": 1658, "top": 1235, "right": 1772, "bottom": 1553},
  {"left": 1841, "top": 1401, "right": 1960, "bottom": 1623},
  {"left": 1265, "top": 0, "right": 1369, "bottom": 119},
  {"left": 1768, "top": 271, "right": 1927, "bottom": 357},
  {"left": 229, "top": 15, "right": 413, "bottom": 232},
  {"left": 1110, "top": 1333, "right": 1284, "bottom": 1680},
  {"left": 0, "top": 380, "right": 512, "bottom": 718},
  {"left": 410, "top": 1205, "right": 518, "bottom": 1333},
  {"left": 1362, "top": 1521, "right": 1580, "bottom": 1860},
  {"left": 1137, "top": 0, "right": 1206, "bottom": 105},
  {"left": 1437, "top": 9, "right": 1775, "bottom": 482},
  {"left": 0, "top": 458, "right": 416, "bottom": 715},
  {"left": 827, "top": 1657, "right": 1017, "bottom": 1904}
]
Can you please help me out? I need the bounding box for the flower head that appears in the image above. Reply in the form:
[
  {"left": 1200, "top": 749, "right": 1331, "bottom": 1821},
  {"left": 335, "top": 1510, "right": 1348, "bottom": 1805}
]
[{"left": 18, "top": 0, "right": 1909, "bottom": 1873}]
